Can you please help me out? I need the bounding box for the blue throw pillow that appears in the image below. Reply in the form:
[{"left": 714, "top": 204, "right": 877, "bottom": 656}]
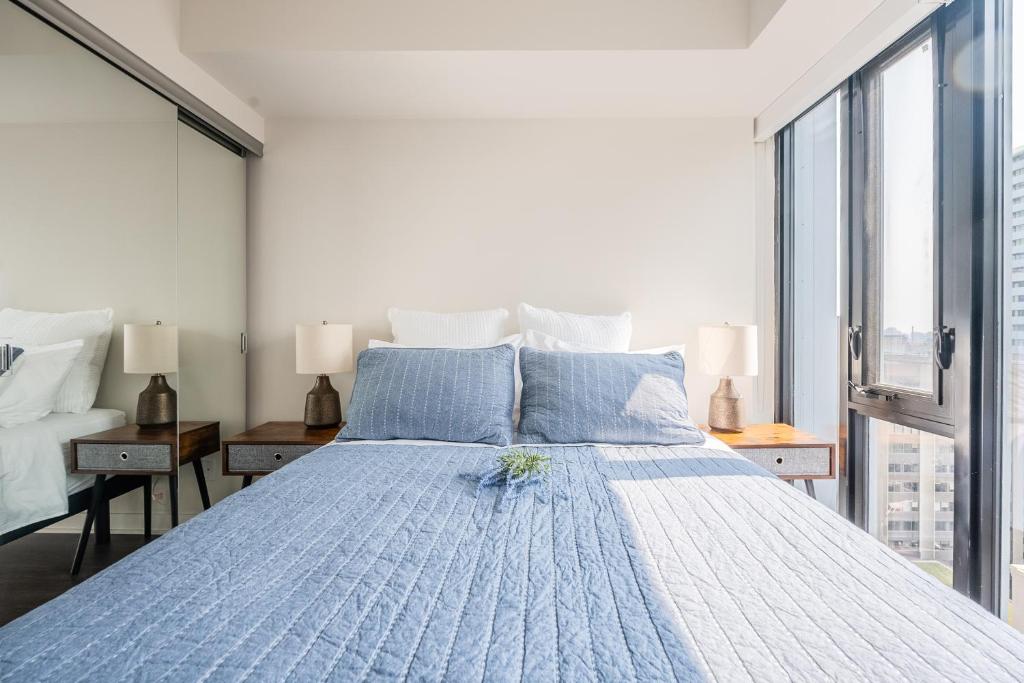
[
  {"left": 517, "top": 347, "right": 705, "bottom": 446},
  {"left": 339, "top": 344, "right": 516, "bottom": 445}
]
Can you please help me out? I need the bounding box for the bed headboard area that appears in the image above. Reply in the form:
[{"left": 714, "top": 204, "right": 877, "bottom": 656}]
[{"left": 246, "top": 118, "right": 769, "bottom": 426}]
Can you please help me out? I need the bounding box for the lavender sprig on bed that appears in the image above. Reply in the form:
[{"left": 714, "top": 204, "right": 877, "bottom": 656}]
[
  {"left": 497, "top": 449, "right": 552, "bottom": 480},
  {"left": 474, "top": 449, "right": 552, "bottom": 510}
]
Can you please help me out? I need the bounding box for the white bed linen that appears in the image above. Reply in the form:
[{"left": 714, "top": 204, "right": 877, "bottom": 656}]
[{"left": 0, "top": 408, "right": 126, "bottom": 536}]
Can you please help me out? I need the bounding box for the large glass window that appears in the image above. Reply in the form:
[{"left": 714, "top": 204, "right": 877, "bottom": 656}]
[
  {"left": 849, "top": 21, "right": 956, "bottom": 571},
  {"left": 855, "top": 26, "right": 947, "bottom": 421},
  {"left": 788, "top": 91, "right": 842, "bottom": 506},
  {"left": 878, "top": 38, "right": 935, "bottom": 393},
  {"left": 1004, "top": 0, "right": 1024, "bottom": 634},
  {"left": 868, "top": 419, "right": 955, "bottom": 586},
  {"left": 780, "top": 0, "right": 1006, "bottom": 615}
]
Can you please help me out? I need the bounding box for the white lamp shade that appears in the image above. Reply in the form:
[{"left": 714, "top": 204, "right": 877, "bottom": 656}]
[
  {"left": 124, "top": 323, "right": 178, "bottom": 374},
  {"left": 698, "top": 324, "right": 758, "bottom": 377},
  {"left": 296, "top": 322, "right": 353, "bottom": 374}
]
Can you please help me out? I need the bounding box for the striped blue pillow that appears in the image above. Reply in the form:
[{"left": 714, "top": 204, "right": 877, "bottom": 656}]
[
  {"left": 517, "top": 348, "right": 705, "bottom": 446},
  {"left": 339, "top": 345, "right": 516, "bottom": 445}
]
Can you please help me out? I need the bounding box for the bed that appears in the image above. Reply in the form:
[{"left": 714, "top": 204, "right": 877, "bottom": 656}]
[
  {"left": 0, "top": 408, "right": 126, "bottom": 541},
  {"left": 2, "top": 437, "right": 1023, "bottom": 681}
]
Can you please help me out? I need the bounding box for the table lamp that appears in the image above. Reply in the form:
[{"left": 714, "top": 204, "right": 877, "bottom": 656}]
[
  {"left": 124, "top": 321, "right": 178, "bottom": 427},
  {"left": 698, "top": 323, "right": 758, "bottom": 432},
  {"left": 296, "top": 322, "right": 353, "bottom": 428}
]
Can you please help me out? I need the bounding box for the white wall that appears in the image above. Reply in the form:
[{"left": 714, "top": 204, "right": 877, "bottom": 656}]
[{"left": 247, "top": 118, "right": 763, "bottom": 427}]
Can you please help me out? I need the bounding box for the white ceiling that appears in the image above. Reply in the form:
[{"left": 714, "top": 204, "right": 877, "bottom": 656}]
[{"left": 179, "top": 0, "right": 886, "bottom": 120}]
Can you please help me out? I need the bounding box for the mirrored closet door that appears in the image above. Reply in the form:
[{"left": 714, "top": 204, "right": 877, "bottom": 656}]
[
  {"left": 176, "top": 120, "right": 246, "bottom": 524},
  {"left": 0, "top": 0, "right": 249, "bottom": 598},
  {"left": 0, "top": 0, "right": 247, "bottom": 623},
  {"left": 0, "top": 0, "right": 180, "bottom": 614}
]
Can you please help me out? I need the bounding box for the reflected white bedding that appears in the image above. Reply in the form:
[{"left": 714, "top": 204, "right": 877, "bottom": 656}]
[{"left": 0, "top": 408, "right": 126, "bottom": 536}]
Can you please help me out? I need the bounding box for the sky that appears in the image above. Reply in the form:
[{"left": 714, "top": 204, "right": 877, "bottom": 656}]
[{"left": 881, "top": 38, "right": 934, "bottom": 339}]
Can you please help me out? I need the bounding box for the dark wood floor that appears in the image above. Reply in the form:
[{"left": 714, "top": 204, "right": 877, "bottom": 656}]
[{"left": 0, "top": 533, "right": 154, "bottom": 627}]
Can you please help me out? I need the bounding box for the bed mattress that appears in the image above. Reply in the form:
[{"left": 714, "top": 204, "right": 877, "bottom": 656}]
[
  {"left": 0, "top": 409, "right": 126, "bottom": 536},
  {"left": 1, "top": 440, "right": 1022, "bottom": 681}
]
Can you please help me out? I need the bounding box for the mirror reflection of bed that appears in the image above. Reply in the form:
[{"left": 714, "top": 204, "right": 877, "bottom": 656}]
[{"left": 0, "top": 0, "right": 244, "bottom": 626}]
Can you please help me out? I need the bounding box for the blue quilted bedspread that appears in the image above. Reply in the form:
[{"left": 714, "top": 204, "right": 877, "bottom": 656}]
[{"left": 3, "top": 442, "right": 1024, "bottom": 682}]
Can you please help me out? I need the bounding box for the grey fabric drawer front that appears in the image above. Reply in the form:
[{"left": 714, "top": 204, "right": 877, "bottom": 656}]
[
  {"left": 743, "top": 447, "right": 831, "bottom": 477},
  {"left": 226, "top": 444, "right": 318, "bottom": 473},
  {"left": 77, "top": 443, "right": 172, "bottom": 472}
]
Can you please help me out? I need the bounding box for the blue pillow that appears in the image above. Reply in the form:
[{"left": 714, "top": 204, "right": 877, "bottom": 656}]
[
  {"left": 517, "top": 348, "right": 705, "bottom": 446},
  {"left": 339, "top": 344, "right": 516, "bottom": 445}
]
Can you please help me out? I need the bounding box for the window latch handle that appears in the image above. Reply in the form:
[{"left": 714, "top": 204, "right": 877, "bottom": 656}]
[
  {"left": 848, "top": 380, "right": 897, "bottom": 402},
  {"left": 848, "top": 325, "right": 863, "bottom": 361},
  {"left": 933, "top": 326, "right": 954, "bottom": 370}
]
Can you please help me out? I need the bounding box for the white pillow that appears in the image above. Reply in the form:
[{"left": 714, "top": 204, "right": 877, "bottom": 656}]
[
  {"left": 367, "top": 334, "right": 521, "bottom": 351},
  {"left": 520, "top": 329, "right": 683, "bottom": 358},
  {"left": 518, "top": 303, "right": 632, "bottom": 352},
  {"left": 0, "top": 340, "right": 84, "bottom": 428},
  {"left": 0, "top": 307, "right": 113, "bottom": 413},
  {"left": 633, "top": 343, "right": 687, "bottom": 358},
  {"left": 387, "top": 307, "right": 509, "bottom": 347}
]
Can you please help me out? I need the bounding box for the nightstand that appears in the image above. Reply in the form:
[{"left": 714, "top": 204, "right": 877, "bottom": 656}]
[
  {"left": 69, "top": 421, "right": 220, "bottom": 574},
  {"left": 705, "top": 423, "right": 835, "bottom": 497},
  {"left": 222, "top": 421, "right": 339, "bottom": 488}
]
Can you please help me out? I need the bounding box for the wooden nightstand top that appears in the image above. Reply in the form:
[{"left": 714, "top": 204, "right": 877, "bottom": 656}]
[
  {"left": 703, "top": 423, "right": 835, "bottom": 486},
  {"left": 703, "top": 423, "right": 830, "bottom": 450},
  {"left": 70, "top": 421, "right": 220, "bottom": 472},
  {"left": 222, "top": 421, "right": 340, "bottom": 446}
]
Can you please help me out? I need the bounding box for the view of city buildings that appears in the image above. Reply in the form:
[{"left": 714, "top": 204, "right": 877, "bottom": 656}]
[
  {"left": 869, "top": 148, "right": 1024, "bottom": 608},
  {"left": 1008, "top": 148, "right": 1024, "bottom": 629},
  {"left": 871, "top": 330, "right": 954, "bottom": 585}
]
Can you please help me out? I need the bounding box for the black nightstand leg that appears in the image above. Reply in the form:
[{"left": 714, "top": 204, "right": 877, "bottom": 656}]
[
  {"left": 72, "top": 474, "right": 106, "bottom": 575},
  {"left": 192, "top": 457, "right": 211, "bottom": 510},
  {"left": 95, "top": 495, "right": 110, "bottom": 545},
  {"left": 143, "top": 475, "right": 152, "bottom": 539},
  {"left": 242, "top": 475, "right": 253, "bottom": 488},
  {"left": 169, "top": 474, "right": 179, "bottom": 527},
  {"left": 805, "top": 479, "right": 817, "bottom": 499}
]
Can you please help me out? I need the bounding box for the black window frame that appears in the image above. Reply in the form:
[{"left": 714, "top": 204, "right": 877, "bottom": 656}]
[
  {"left": 849, "top": 17, "right": 954, "bottom": 429},
  {"left": 777, "top": 0, "right": 1007, "bottom": 612}
]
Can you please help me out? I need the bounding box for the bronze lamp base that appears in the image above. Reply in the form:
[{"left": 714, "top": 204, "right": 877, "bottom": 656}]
[
  {"left": 708, "top": 376, "right": 745, "bottom": 432},
  {"left": 304, "top": 374, "right": 342, "bottom": 428},
  {"left": 137, "top": 374, "right": 177, "bottom": 427}
]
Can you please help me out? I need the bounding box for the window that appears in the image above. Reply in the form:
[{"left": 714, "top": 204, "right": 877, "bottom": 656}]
[
  {"left": 878, "top": 37, "right": 935, "bottom": 394},
  {"left": 852, "top": 22, "right": 950, "bottom": 423},
  {"left": 869, "top": 419, "right": 954, "bottom": 587},
  {"left": 776, "top": 90, "right": 842, "bottom": 506},
  {"left": 851, "top": 21, "right": 958, "bottom": 589},
  {"left": 777, "top": 1, "right": 1005, "bottom": 614},
  {"left": 1005, "top": 0, "right": 1024, "bottom": 634}
]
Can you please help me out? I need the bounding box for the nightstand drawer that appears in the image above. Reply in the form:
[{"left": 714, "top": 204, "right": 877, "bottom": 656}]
[
  {"left": 743, "top": 447, "right": 831, "bottom": 477},
  {"left": 225, "top": 444, "right": 319, "bottom": 473},
  {"left": 76, "top": 443, "right": 173, "bottom": 472}
]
